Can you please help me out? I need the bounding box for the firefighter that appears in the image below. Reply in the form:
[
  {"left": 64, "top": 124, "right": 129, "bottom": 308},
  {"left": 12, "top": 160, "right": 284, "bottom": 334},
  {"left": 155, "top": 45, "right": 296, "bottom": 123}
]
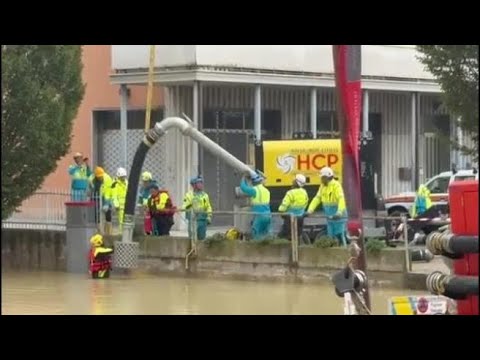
[
  {"left": 138, "top": 171, "right": 158, "bottom": 235},
  {"left": 278, "top": 174, "right": 309, "bottom": 240},
  {"left": 111, "top": 167, "right": 128, "bottom": 231},
  {"left": 68, "top": 152, "right": 92, "bottom": 201},
  {"left": 89, "top": 167, "right": 114, "bottom": 235},
  {"left": 240, "top": 173, "right": 271, "bottom": 240},
  {"left": 89, "top": 234, "right": 113, "bottom": 279},
  {"left": 306, "top": 167, "right": 347, "bottom": 246},
  {"left": 411, "top": 184, "right": 433, "bottom": 218},
  {"left": 147, "top": 183, "right": 176, "bottom": 236},
  {"left": 182, "top": 176, "right": 212, "bottom": 241}
]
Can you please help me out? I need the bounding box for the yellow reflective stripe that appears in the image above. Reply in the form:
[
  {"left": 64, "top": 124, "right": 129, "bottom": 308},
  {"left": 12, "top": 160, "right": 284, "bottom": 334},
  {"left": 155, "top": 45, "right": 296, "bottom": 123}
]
[{"left": 390, "top": 296, "right": 416, "bottom": 315}]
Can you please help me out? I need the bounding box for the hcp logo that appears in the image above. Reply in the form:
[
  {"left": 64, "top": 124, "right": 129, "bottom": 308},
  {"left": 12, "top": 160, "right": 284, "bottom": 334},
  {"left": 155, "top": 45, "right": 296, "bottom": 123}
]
[{"left": 276, "top": 154, "right": 296, "bottom": 174}]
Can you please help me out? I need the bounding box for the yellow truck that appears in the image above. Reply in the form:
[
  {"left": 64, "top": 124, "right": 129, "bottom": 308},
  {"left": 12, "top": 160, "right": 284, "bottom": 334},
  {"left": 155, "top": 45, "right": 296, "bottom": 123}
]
[{"left": 255, "top": 139, "right": 343, "bottom": 209}]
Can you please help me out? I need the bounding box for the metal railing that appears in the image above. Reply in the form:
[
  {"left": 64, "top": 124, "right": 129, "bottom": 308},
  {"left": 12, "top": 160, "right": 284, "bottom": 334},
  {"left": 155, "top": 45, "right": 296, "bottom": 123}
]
[
  {"left": 2, "top": 190, "right": 70, "bottom": 231},
  {"left": 177, "top": 210, "right": 446, "bottom": 273},
  {"left": 1, "top": 189, "right": 141, "bottom": 233}
]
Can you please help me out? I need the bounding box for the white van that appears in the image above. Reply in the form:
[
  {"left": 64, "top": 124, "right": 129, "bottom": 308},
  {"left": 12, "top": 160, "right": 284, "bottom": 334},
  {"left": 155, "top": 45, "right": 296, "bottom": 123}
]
[{"left": 384, "top": 168, "right": 478, "bottom": 216}]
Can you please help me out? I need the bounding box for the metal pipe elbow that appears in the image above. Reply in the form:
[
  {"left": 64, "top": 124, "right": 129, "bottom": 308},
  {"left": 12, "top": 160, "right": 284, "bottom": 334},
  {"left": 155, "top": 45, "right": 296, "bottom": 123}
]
[{"left": 154, "top": 117, "right": 191, "bottom": 135}]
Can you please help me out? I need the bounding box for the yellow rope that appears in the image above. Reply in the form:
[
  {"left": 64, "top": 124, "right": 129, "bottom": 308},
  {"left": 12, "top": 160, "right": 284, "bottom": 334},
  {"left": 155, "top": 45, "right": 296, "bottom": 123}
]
[{"left": 145, "top": 45, "right": 156, "bottom": 132}]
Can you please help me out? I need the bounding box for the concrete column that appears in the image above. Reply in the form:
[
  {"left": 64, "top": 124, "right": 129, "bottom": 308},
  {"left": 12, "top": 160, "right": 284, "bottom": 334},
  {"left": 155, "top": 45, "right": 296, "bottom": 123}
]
[
  {"left": 254, "top": 85, "right": 262, "bottom": 144},
  {"left": 411, "top": 92, "right": 418, "bottom": 189},
  {"left": 120, "top": 84, "right": 128, "bottom": 169},
  {"left": 362, "top": 89, "right": 369, "bottom": 133},
  {"left": 193, "top": 81, "right": 200, "bottom": 174},
  {"left": 310, "top": 88, "right": 317, "bottom": 138},
  {"left": 198, "top": 82, "right": 204, "bottom": 171},
  {"left": 457, "top": 117, "right": 463, "bottom": 168}
]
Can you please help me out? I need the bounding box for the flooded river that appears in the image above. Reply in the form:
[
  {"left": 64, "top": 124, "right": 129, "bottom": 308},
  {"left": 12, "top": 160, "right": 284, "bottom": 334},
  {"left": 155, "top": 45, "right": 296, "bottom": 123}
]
[{"left": 2, "top": 272, "right": 424, "bottom": 315}]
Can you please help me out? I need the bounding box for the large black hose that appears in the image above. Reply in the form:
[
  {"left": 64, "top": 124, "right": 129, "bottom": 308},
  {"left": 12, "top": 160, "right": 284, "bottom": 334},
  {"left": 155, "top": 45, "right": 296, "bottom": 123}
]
[
  {"left": 445, "top": 235, "right": 479, "bottom": 255},
  {"left": 426, "top": 232, "right": 479, "bottom": 257},
  {"left": 124, "top": 142, "right": 150, "bottom": 222},
  {"left": 427, "top": 271, "right": 479, "bottom": 300}
]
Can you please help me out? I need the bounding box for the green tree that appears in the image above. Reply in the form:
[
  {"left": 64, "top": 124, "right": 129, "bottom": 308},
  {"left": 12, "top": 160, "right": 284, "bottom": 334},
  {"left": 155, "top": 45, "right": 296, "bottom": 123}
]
[
  {"left": 416, "top": 45, "right": 478, "bottom": 162},
  {"left": 1, "top": 45, "right": 85, "bottom": 219}
]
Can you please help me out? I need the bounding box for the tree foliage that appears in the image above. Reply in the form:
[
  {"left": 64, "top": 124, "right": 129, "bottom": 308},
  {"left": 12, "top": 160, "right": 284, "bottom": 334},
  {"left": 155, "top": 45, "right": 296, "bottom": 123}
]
[
  {"left": 1, "top": 45, "right": 85, "bottom": 219},
  {"left": 416, "top": 45, "right": 478, "bottom": 162}
]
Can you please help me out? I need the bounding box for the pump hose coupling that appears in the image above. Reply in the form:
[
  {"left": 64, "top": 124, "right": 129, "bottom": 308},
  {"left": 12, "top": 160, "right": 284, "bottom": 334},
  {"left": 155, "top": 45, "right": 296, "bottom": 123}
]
[
  {"left": 426, "top": 232, "right": 479, "bottom": 258},
  {"left": 427, "top": 271, "right": 479, "bottom": 300}
]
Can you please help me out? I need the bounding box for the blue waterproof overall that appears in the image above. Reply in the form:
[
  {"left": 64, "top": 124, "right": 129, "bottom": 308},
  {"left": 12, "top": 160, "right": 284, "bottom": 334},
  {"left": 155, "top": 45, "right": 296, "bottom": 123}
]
[
  {"left": 69, "top": 164, "right": 92, "bottom": 201},
  {"left": 240, "top": 179, "right": 272, "bottom": 240},
  {"left": 182, "top": 191, "right": 212, "bottom": 241}
]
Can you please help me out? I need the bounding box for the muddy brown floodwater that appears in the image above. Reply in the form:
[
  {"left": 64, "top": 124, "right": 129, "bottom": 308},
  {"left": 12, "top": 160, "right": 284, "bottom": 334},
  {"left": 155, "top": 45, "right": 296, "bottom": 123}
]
[{"left": 2, "top": 272, "right": 424, "bottom": 315}]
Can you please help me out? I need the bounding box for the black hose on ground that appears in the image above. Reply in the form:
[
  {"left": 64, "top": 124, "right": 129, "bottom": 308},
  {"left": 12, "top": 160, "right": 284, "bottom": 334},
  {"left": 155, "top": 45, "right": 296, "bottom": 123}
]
[
  {"left": 427, "top": 271, "right": 479, "bottom": 300},
  {"left": 410, "top": 249, "right": 434, "bottom": 262}
]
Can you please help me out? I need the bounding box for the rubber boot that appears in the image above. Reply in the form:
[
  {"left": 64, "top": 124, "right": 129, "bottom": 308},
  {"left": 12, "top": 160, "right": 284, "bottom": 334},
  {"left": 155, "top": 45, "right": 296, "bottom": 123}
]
[{"left": 104, "top": 222, "right": 113, "bottom": 236}]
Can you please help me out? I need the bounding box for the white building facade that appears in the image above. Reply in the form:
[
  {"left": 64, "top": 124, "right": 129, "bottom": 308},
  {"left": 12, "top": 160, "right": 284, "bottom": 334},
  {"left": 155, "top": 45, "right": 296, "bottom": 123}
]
[{"left": 104, "top": 45, "right": 475, "bottom": 229}]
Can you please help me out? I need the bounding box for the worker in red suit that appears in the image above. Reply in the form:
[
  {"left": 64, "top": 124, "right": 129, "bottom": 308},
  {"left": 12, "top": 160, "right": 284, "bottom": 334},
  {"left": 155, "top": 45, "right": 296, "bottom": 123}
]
[{"left": 147, "top": 184, "right": 176, "bottom": 236}]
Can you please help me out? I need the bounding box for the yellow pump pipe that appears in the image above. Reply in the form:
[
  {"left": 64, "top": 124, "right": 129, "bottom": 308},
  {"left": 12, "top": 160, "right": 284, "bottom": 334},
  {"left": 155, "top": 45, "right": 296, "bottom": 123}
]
[{"left": 144, "top": 45, "right": 156, "bottom": 132}]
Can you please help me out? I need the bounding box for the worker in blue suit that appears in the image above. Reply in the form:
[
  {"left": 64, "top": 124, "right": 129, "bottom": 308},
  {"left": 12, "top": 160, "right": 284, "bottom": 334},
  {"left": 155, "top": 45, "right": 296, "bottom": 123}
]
[
  {"left": 240, "top": 172, "right": 271, "bottom": 240},
  {"left": 182, "top": 176, "right": 213, "bottom": 241}
]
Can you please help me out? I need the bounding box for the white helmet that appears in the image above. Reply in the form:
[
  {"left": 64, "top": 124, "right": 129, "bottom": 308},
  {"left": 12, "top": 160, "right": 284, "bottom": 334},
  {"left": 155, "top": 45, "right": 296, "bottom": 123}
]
[
  {"left": 295, "top": 174, "right": 306, "bottom": 187},
  {"left": 116, "top": 167, "right": 127, "bottom": 178},
  {"left": 319, "top": 167, "right": 334, "bottom": 178}
]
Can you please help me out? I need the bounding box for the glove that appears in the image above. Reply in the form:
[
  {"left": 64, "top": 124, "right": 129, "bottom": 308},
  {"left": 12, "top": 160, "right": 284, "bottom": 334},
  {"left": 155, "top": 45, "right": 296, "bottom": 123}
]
[
  {"left": 102, "top": 205, "right": 110, "bottom": 212},
  {"left": 331, "top": 214, "right": 341, "bottom": 220},
  {"left": 303, "top": 212, "right": 310, "bottom": 218},
  {"left": 207, "top": 219, "right": 212, "bottom": 225}
]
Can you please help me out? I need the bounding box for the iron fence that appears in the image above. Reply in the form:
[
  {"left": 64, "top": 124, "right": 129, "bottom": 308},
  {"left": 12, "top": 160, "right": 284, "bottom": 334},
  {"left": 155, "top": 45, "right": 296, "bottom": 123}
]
[
  {"left": 2, "top": 190, "right": 70, "bottom": 231},
  {"left": 1, "top": 189, "right": 142, "bottom": 233}
]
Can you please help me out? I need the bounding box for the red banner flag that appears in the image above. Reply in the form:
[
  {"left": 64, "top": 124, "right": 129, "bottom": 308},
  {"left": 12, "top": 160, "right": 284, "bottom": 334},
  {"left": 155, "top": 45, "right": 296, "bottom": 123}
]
[
  {"left": 332, "top": 45, "right": 363, "bottom": 231},
  {"left": 333, "top": 45, "right": 371, "bottom": 310}
]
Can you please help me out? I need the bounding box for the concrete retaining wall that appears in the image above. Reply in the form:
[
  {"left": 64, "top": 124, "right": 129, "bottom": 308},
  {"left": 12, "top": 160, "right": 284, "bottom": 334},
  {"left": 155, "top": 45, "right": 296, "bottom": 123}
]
[
  {"left": 2, "top": 229, "right": 412, "bottom": 288},
  {"left": 2, "top": 229, "right": 67, "bottom": 272},
  {"left": 137, "top": 236, "right": 408, "bottom": 288}
]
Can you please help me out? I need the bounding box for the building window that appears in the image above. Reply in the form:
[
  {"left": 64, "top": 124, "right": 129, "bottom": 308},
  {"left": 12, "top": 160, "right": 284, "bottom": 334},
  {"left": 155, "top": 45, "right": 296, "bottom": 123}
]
[
  {"left": 94, "top": 109, "right": 164, "bottom": 130},
  {"left": 203, "top": 109, "right": 281, "bottom": 138},
  {"left": 317, "top": 111, "right": 338, "bottom": 137},
  {"left": 426, "top": 177, "right": 450, "bottom": 194}
]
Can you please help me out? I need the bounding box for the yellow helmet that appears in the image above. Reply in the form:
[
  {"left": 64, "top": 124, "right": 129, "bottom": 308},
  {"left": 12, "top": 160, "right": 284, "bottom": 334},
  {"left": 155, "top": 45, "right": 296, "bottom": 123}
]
[
  {"left": 90, "top": 234, "right": 103, "bottom": 247},
  {"left": 141, "top": 171, "right": 153, "bottom": 181},
  {"left": 94, "top": 167, "right": 105, "bottom": 178},
  {"left": 225, "top": 228, "right": 242, "bottom": 241}
]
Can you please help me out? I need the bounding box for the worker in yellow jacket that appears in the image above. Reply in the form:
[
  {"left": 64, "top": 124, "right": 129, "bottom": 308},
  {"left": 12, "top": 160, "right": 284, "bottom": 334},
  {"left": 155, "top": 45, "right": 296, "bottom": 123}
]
[
  {"left": 111, "top": 167, "right": 128, "bottom": 231},
  {"left": 89, "top": 167, "right": 114, "bottom": 235},
  {"left": 182, "top": 176, "right": 212, "bottom": 241},
  {"left": 306, "top": 167, "right": 347, "bottom": 246},
  {"left": 278, "top": 174, "right": 309, "bottom": 240},
  {"left": 411, "top": 184, "right": 432, "bottom": 218}
]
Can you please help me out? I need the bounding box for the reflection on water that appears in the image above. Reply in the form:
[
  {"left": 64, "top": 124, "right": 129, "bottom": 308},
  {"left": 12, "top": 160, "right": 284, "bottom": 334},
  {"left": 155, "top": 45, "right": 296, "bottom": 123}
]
[{"left": 2, "top": 272, "right": 423, "bottom": 315}]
